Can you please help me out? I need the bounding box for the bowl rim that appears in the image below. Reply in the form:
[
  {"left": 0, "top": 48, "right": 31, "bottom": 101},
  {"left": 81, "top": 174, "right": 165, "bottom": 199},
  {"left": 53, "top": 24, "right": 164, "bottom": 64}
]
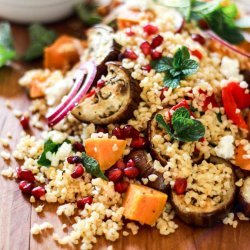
[{"left": 0, "top": 0, "right": 75, "bottom": 7}]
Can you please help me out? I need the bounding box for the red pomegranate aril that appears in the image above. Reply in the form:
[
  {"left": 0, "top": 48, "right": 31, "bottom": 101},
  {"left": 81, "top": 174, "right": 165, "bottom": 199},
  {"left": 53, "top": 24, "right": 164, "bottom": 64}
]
[
  {"left": 126, "top": 159, "right": 135, "bottom": 168},
  {"left": 123, "top": 49, "right": 138, "bottom": 60},
  {"left": 96, "top": 126, "right": 108, "bottom": 133},
  {"left": 19, "top": 181, "right": 34, "bottom": 195},
  {"left": 125, "top": 28, "right": 135, "bottom": 36},
  {"left": 140, "top": 41, "right": 151, "bottom": 55},
  {"left": 71, "top": 164, "right": 84, "bottom": 179},
  {"left": 97, "top": 79, "right": 105, "bottom": 89},
  {"left": 191, "top": 34, "right": 206, "bottom": 45},
  {"left": 151, "top": 34, "right": 163, "bottom": 49},
  {"left": 114, "top": 181, "right": 129, "bottom": 194},
  {"left": 112, "top": 127, "right": 125, "bottom": 139},
  {"left": 67, "top": 156, "right": 82, "bottom": 164},
  {"left": 77, "top": 196, "right": 93, "bottom": 209},
  {"left": 73, "top": 142, "right": 85, "bottom": 152},
  {"left": 17, "top": 169, "right": 35, "bottom": 183},
  {"left": 191, "top": 49, "right": 203, "bottom": 60},
  {"left": 143, "top": 24, "right": 158, "bottom": 35},
  {"left": 199, "top": 137, "right": 205, "bottom": 143},
  {"left": 20, "top": 116, "right": 29, "bottom": 130},
  {"left": 130, "top": 136, "right": 146, "bottom": 149},
  {"left": 142, "top": 64, "right": 151, "bottom": 72},
  {"left": 123, "top": 125, "right": 140, "bottom": 139},
  {"left": 198, "top": 19, "right": 209, "bottom": 30},
  {"left": 124, "top": 166, "right": 139, "bottom": 179},
  {"left": 115, "top": 159, "right": 126, "bottom": 170},
  {"left": 107, "top": 168, "right": 123, "bottom": 182},
  {"left": 173, "top": 178, "right": 187, "bottom": 195},
  {"left": 85, "top": 89, "right": 96, "bottom": 98},
  {"left": 32, "top": 186, "right": 46, "bottom": 199},
  {"left": 150, "top": 50, "right": 162, "bottom": 60}
]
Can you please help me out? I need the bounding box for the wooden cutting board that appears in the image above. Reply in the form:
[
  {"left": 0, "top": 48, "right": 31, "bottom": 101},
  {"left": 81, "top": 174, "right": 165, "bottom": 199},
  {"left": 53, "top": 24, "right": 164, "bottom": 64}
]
[{"left": 0, "top": 18, "right": 249, "bottom": 250}]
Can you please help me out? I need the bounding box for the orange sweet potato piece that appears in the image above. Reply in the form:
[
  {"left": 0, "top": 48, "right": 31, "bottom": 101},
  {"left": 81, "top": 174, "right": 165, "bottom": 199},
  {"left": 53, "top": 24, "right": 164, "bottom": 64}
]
[
  {"left": 235, "top": 144, "right": 250, "bottom": 171},
  {"left": 44, "top": 35, "right": 84, "bottom": 71},
  {"left": 85, "top": 138, "right": 127, "bottom": 171},
  {"left": 123, "top": 184, "right": 168, "bottom": 225}
]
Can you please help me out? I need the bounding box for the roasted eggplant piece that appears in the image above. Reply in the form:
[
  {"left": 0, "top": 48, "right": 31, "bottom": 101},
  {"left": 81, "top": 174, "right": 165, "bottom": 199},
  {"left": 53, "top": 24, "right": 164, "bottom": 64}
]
[
  {"left": 72, "top": 62, "right": 141, "bottom": 124},
  {"left": 86, "top": 24, "right": 121, "bottom": 78},
  {"left": 171, "top": 156, "right": 236, "bottom": 227},
  {"left": 238, "top": 177, "right": 250, "bottom": 217},
  {"left": 127, "top": 150, "right": 169, "bottom": 192}
]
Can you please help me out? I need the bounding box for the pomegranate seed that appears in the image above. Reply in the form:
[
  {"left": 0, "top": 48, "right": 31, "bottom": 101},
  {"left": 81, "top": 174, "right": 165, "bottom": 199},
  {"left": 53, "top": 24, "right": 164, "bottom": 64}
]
[
  {"left": 114, "top": 181, "right": 129, "bottom": 193},
  {"left": 123, "top": 125, "right": 140, "bottom": 139},
  {"left": 173, "top": 178, "right": 187, "bottom": 195},
  {"left": 142, "top": 64, "right": 151, "bottom": 72},
  {"left": 124, "top": 166, "right": 139, "bottom": 179},
  {"left": 73, "top": 142, "right": 85, "bottom": 152},
  {"left": 112, "top": 127, "right": 125, "bottom": 139},
  {"left": 191, "top": 49, "right": 203, "bottom": 60},
  {"left": 77, "top": 196, "right": 93, "bottom": 209},
  {"left": 107, "top": 168, "right": 123, "bottom": 182},
  {"left": 17, "top": 169, "right": 35, "bottom": 183},
  {"left": 198, "top": 19, "right": 209, "bottom": 30},
  {"left": 71, "top": 164, "right": 84, "bottom": 179},
  {"left": 151, "top": 34, "right": 164, "bottom": 49},
  {"left": 67, "top": 156, "right": 82, "bottom": 164},
  {"left": 126, "top": 159, "right": 135, "bottom": 168},
  {"left": 150, "top": 50, "right": 162, "bottom": 60},
  {"left": 19, "top": 181, "right": 34, "bottom": 195},
  {"left": 160, "top": 87, "right": 168, "bottom": 101},
  {"left": 85, "top": 89, "right": 96, "bottom": 98},
  {"left": 125, "top": 28, "right": 135, "bottom": 36},
  {"left": 20, "top": 116, "right": 29, "bottom": 130},
  {"left": 130, "top": 136, "right": 146, "bottom": 149},
  {"left": 140, "top": 41, "right": 151, "bottom": 55},
  {"left": 199, "top": 137, "right": 205, "bottom": 143},
  {"left": 96, "top": 126, "right": 108, "bottom": 133},
  {"left": 123, "top": 49, "right": 138, "bottom": 60},
  {"left": 97, "top": 79, "right": 105, "bottom": 89},
  {"left": 32, "top": 186, "right": 46, "bottom": 199},
  {"left": 143, "top": 24, "right": 158, "bottom": 35},
  {"left": 114, "top": 159, "right": 126, "bottom": 170},
  {"left": 191, "top": 34, "right": 206, "bottom": 45}
]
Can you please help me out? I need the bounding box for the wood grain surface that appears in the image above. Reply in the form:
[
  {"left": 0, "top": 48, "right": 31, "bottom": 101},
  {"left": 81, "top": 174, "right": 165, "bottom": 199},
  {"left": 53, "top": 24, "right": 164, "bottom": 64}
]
[{"left": 0, "top": 19, "right": 249, "bottom": 250}]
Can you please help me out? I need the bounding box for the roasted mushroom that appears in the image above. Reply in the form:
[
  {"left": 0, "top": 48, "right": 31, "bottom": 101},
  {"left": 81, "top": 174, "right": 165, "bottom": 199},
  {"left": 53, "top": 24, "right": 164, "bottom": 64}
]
[
  {"left": 86, "top": 24, "right": 121, "bottom": 79},
  {"left": 170, "top": 156, "right": 236, "bottom": 227},
  {"left": 72, "top": 62, "right": 141, "bottom": 124},
  {"left": 127, "top": 150, "right": 169, "bottom": 193},
  {"left": 238, "top": 177, "right": 250, "bottom": 217}
]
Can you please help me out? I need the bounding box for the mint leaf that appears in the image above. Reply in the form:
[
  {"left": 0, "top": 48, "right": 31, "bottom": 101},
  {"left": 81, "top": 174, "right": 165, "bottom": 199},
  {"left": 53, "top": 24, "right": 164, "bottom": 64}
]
[
  {"left": 82, "top": 153, "right": 108, "bottom": 181},
  {"left": 155, "top": 114, "right": 174, "bottom": 138},
  {"left": 163, "top": 73, "right": 181, "bottom": 88},
  {"left": 222, "top": 3, "right": 237, "bottom": 19},
  {"left": 37, "top": 139, "right": 60, "bottom": 166},
  {"left": 181, "top": 59, "right": 199, "bottom": 75},
  {"left": 151, "top": 57, "right": 173, "bottom": 72},
  {"left": 24, "top": 24, "right": 57, "bottom": 61}
]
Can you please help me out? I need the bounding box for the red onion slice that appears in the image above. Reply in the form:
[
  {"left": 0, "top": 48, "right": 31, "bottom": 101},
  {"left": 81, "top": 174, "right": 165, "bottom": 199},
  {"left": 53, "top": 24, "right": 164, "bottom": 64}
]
[
  {"left": 48, "top": 61, "right": 97, "bottom": 127},
  {"left": 205, "top": 30, "right": 250, "bottom": 58}
]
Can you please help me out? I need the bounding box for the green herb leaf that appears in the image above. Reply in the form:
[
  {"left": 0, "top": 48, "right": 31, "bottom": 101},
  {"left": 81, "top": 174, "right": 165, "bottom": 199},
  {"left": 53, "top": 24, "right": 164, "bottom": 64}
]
[
  {"left": 82, "top": 153, "right": 108, "bottom": 181},
  {"left": 155, "top": 114, "right": 174, "bottom": 138},
  {"left": 24, "top": 24, "right": 57, "bottom": 61},
  {"left": 216, "top": 112, "right": 222, "bottom": 123},
  {"left": 181, "top": 59, "right": 199, "bottom": 76},
  {"left": 37, "top": 139, "right": 60, "bottom": 167},
  {"left": 163, "top": 73, "right": 181, "bottom": 88},
  {"left": 151, "top": 57, "right": 173, "bottom": 72},
  {"left": 221, "top": 3, "right": 237, "bottom": 19},
  {"left": 75, "top": 2, "right": 102, "bottom": 26},
  {"left": 0, "top": 22, "right": 16, "bottom": 67}
]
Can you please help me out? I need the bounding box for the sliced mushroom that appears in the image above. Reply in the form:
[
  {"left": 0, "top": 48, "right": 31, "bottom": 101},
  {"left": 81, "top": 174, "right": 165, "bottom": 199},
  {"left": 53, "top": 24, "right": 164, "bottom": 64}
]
[
  {"left": 171, "top": 156, "right": 236, "bottom": 227},
  {"left": 86, "top": 24, "right": 121, "bottom": 78},
  {"left": 72, "top": 62, "right": 141, "bottom": 124},
  {"left": 238, "top": 177, "right": 250, "bottom": 217},
  {"left": 127, "top": 150, "right": 169, "bottom": 193}
]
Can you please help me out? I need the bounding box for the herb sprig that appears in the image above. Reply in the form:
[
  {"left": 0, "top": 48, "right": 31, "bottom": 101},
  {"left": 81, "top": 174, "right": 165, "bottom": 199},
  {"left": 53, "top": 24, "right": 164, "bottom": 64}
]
[
  {"left": 151, "top": 46, "right": 199, "bottom": 89},
  {"left": 156, "top": 107, "right": 205, "bottom": 142}
]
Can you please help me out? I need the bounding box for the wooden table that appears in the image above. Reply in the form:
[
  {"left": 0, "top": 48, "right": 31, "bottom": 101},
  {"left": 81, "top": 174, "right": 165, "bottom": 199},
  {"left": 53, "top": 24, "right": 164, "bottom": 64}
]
[{"left": 0, "top": 19, "right": 249, "bottom": 250}]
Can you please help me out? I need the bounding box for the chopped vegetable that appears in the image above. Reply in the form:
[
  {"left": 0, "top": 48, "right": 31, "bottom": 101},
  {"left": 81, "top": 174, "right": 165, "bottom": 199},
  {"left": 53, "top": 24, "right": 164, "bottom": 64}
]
[
  {"left": 117, "top": 10, "right": 142, "bottom": 29},
  {"left": 0, "top": 22, "right": 16, "bottom": 67},
  {"left": 123, "top": 183, "right": 168, "bottom": 225},
  {"left": 81, "top": 153, "right": 108, "bottom": 180},
  {"left": 156, "top": 107, "right": 205, "bottom": 142},
  {"left": 151, "top": 46, "right": 199, "bottom": 89},
  {"left": 44, "top": 35, "right": 84, "bottom": 70},
  {"left": 235, "top": 144, "right": 250, "bottom": 171},
  {"left": 24, "top": 24, "right": 57, "bottom": 61},
  {"left": 29, "top": 80, "right": 45, "bottom": 98},
  {"left": 84, "top": 138, "right": 127, "bottom": 171}
]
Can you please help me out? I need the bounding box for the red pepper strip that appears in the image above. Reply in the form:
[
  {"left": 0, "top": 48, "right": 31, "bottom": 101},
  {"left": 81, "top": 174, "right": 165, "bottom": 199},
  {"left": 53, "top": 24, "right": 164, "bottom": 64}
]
[
  {"left": 226, "top": 82, "right": 250, "bottom": 109},
  {"left": 222, "top": 86, "right": 248, "bottom": 130},
  {"left": 199, "top": 90, "right": 218, "bottom": 111},
  {"left": 171, "top": 100, "right": 190, "bottom": 111}
]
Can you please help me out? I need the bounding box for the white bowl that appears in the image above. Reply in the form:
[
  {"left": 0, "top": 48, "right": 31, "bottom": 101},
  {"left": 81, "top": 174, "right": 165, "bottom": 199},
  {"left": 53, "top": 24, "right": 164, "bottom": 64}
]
[{"left": 0, "top": 0, "right": 83, "bottom": 23}]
